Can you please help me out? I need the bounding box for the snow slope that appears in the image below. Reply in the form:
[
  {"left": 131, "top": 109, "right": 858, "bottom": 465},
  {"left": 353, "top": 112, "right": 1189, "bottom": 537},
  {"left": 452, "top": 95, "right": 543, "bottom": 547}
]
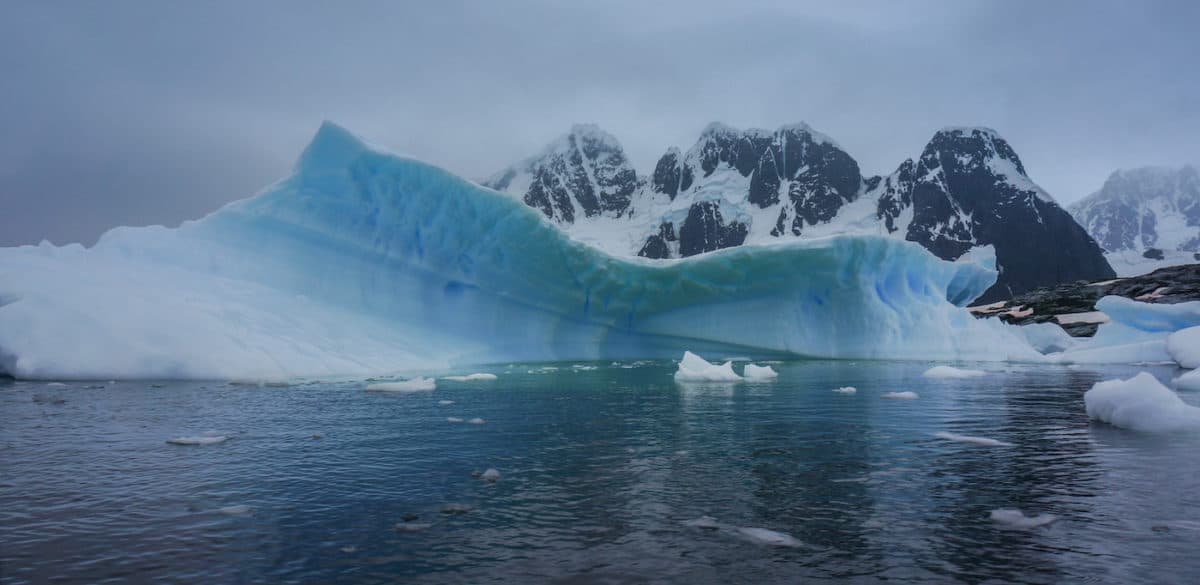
[{"left": 0, "top": 123, "right": 1041, "bottom": 380}]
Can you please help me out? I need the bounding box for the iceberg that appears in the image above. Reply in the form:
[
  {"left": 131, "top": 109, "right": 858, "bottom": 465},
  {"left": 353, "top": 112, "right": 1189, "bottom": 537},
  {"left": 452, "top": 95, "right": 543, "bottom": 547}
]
[
  {"left": 1056, "top": 297, "right": 1200, "bottom": 365},
  {"left": 674, "top": 351, "right": 741, "bottom": 382},
  {"left": 0, "top": 122, "right": 1042, "bottom": 380},
  {"left": 1084, "top": 372, "right": 1200, "bottom": 432},
  {"left": 1166, "top": 326, "right": 1200, "bottom": 369},
  {"left": 742, "top": 363, "right": 778, "bottom": 380}
]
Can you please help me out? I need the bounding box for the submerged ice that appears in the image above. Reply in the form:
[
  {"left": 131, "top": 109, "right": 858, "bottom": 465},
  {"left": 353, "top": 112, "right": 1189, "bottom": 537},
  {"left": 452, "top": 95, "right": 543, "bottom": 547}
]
[{"left": 0, "top": 122, "right": 1042, "bottom": 380}]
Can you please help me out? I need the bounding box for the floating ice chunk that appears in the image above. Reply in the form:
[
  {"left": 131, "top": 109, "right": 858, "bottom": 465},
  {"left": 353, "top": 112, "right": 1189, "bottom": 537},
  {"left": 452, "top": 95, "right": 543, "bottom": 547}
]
[
  {"left": 1167, "top": 326, "right": 1200, "bottom": 369},
  {"left": 832, "top": 386, "right": 857, "bottom": 395},
  {"left": 46, "top": 382, "right": 67, "bottom": 387},
  {"left": 1177, "top": 369, "right": 1200, "bottom": 392},
  {"left": 467, "top": 417, "right": 486, "bottom": 425},
  {"left": 1057, "top": 297, "right": 1200, "bottom": 365},
  {"left": 684, "top": 516, "right": 722, "bottom": 530},
  {"left": 743, "top": 364, "right": 778, "bottom": 380},
  {"left": 442, "top": 373, "right": 497, "bottom": 381},
  {"left": 31, "top": 394, "right": 66, "bottom": 405},
  {"left": 480, "top": 468, "right": 501, "bottom": 482},
  {"left": 882, "top": 391, "right": 919, "bottom": 400},
  {"left": 440, "top": 503, "right": 473, "bottom": 514},
  {"left": 446, "top": 417, "right": 464, "bottom": 423},
  {"left": 735, "top": 527, "right": 804, "bottom": 548},
  {"left": 1084, "top": 372, "right": 1200, "bottom": 432},
  {"left": 217, "top": 505, "right": 253, "bottom": 516},
  {"left": 674, "top": 351, "right": 741, "bottom": 382},
  {"left": 394, "top": 522, "right": 432, "bottom": 532},
  {"left": 934, "top": 431, "right": 1012, "bottom": 447},
  {"left": 366, "top": 377, "right": 435, "bottom": 392},
  {"left": 1019, "top": 322, "right": 1079, "bottom": 354},
  {"left": 923, "top": 366, "right": 986, "bottom": 379},
  {"left": 990, "top": 508, "right": 1057, "bottom": 528},
  {"left": 437, "top": 399, "right": 455, "bottom": 405},
  {"left": 340, "top": 546, "right": 357, "bottom": 553},
  {"left": 167, "top": 435, "right": 229, "bottom": 445}
]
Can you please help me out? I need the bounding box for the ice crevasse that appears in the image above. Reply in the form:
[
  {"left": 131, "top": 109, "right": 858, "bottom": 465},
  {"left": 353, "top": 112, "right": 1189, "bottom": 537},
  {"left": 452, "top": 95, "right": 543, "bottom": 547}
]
[{"left": 0, "top": 123, "right": 1041, "bottom": 380}]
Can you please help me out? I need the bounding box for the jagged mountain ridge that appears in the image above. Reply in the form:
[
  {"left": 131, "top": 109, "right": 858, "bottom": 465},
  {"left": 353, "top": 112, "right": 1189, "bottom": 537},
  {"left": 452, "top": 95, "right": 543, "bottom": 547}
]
[
  {"left": 483, "top": 123, "right": 1115, "bottom": 302},
  {"left": 1069, "top": 165, "right": 1200, "bottom": 276}
]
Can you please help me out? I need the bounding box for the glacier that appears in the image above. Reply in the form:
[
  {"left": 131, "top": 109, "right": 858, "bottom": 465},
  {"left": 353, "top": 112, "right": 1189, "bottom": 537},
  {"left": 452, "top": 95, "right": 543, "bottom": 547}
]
[{"left": 0, "top": 122, "right": 1043, "bottom": 381}]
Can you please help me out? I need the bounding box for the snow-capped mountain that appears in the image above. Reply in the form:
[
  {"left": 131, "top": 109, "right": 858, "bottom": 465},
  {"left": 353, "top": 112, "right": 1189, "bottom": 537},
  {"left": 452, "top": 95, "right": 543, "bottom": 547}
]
[
  {"left": 485, "top": 123, "right": 1115, "bottom": 302},
  {"left": 1069, "top": 166, "right": 1200, "bottom": 276}
]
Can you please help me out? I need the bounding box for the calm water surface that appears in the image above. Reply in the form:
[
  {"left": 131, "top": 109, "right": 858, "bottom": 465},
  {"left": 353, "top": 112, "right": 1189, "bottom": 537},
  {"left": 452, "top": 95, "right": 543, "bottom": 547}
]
[{"left": 2, "top": 360, "right": 1199, "bottom": 584}]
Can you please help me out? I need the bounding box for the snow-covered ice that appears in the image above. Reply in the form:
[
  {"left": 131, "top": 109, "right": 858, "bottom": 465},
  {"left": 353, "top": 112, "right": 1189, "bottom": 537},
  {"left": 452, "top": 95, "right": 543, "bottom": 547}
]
[
  {"left": 934, "top": 431, "right": 1012, "bottom": 447},
  {"left": 990, "top": 509, "right": 1057, "bottom": 528},
  {"left": 882, "top": 391, "right": 919, "bottom": 400},
  {"left": 832, "top": 386, "right": 857, "bottom": 394},
  {"left": 442, "top": 373, "right": 497, "bottom": 381},
  {"left": 742, "top": 364, "right": 778, "bottom": 380},
  {"left": 1084, "top": 372, "right": 1200, "bottom": 432},
  {"left": 366, "top": 378, "right": 436, "bottom": 392},
  {"left": 674, "top": 351, "right": 742, "bottom": 382},
  {"left": 923, "top": 366, "right": 986, "bottom": 379},
  {"left": 1167, "top": 326, "right": 1200, "bottom": 369},
  {"left": 0, "top": 122, "right": 1043, "bottom": 381}
]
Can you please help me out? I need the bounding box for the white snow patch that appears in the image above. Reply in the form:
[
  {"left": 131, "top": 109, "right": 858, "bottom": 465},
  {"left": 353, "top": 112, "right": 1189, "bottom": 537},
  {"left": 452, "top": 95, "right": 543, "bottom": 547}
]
[
  {"left": 1056, "top": 311, "right": 1110, "bottom": 325},
  {"left": 882, "top": 391, "right": 919, "bottom": 400},
  {"left": 366, "top": 377, "right": 436, "bottom": 392},
  {"left": 674, "top": 351, "right": 741, "bottom": 382},
  {"left": 1084, "top": 372, "right": 1200, "bottom": 432},
  {"left": 923, "top": 366, "right": 986, "bottom": 379}
]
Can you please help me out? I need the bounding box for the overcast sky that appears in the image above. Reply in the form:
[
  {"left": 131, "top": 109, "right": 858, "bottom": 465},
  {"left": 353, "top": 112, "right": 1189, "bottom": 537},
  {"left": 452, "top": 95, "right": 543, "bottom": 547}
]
[{"left": 2, "top": 0, "right": 1197, "bottom": 246}]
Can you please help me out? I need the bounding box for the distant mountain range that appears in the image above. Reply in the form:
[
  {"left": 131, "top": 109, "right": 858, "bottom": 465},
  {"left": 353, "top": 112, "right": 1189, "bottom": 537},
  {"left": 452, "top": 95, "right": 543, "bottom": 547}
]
[
  {"left": 1069, "top": 165, "right": 1200, "bottom": 276},
  {"left": 483, "top": 122, "right": 1115, "bottom": 303}
]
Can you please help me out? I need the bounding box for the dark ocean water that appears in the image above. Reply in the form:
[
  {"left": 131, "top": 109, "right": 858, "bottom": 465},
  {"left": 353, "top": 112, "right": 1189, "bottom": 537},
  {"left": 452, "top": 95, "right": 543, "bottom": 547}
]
[{"left": 2, "top": 360, "right": 1198, "bottom": 584}]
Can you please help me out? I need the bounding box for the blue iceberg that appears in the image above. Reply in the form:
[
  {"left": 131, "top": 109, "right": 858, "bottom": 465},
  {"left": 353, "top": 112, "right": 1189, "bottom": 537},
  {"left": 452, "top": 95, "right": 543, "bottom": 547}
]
[{"left": 0, "top": 123, "right": 1040, "bottom": 380}]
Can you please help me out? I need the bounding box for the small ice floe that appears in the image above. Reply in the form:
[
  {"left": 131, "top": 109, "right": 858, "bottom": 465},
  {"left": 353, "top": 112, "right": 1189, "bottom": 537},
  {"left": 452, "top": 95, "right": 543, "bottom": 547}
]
[
  {"left": 572, "top": 364, "right": 598, "bottom": 371},
  {"left": 46, "top": 382, "right": 67, "bottom": 387},
  {"left": 446, "top": 417, "right": 464, "bottom": 423},
  {"left": 882, "top": 391, "right": 919, "bottom": 400},
  {"left": 440, "top": 503, "right": 473, "bottom": 514},
  {"left": 934, "top": 431, "right": 1012, "bottom": 447},
  {"left": 167, "top": 434, "right": 229, "bottom": 446},
  {"left": 437, "top": 400, "right": 455, "bottom": 405},
  {"left": 1167, "top": 326, "right": 1200, "bottom": 369},
  {"left": 684, "top": 515, "right": 722, "bottom": 530},
  {"left": 832, "top": 386, "right": 857, "bottom": 395},
  {"left": 340, "top": 545, "right": 358, "bottom": 553},
  {"left": 990, "top": 508, "right": 1057, "bottom": 529},
  {"left": 923, "top": 366, "right": 987, "bottom": 379},
  {"left": 467, "top": 417, "right": 486, "bottom": 425},
  {"left": 442, "top": 373, "right": 497, "bottom": 382},
  {"left": 1084, "top": 372, "right": 1200, "bottom": 431},
  {"left": 674, "top": 351, "right": 742, "bottom": 382},
  {"left": 743, "top": 364, "right": 779, "bottom": 380},
  {"left": 366, "top": 377, "right": 436, "bottom": 392},
  {"left": 480, "top": 468, "right": 501, "bottom": 482},
  {"left": 217, "top": 505, "right": 254, "bottom": 516},
  {"left": 735, "top": 527, "right": 804, "bottom": 548}
]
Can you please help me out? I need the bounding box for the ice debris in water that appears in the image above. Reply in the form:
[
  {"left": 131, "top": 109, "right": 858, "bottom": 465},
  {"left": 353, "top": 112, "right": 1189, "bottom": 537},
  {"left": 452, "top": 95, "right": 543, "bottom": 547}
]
[
  {"left": 446, "top": 417, "right": 464, "bottom": 423},
  {"left": 735, "top": 527, "right": 804, "bottom": 548},
  {"left": 923, "top": 366, "right": 986, "bottom": 379},
  {"left": 167, "top": 435, "right": 229, "bottom": 445},
  {"left": 480, "top": 468, "right": 501, "bottom": 482},
  {"left": 442, "top": 373, "right": 497, "bottom": 382},
  {"left": 467, "top": 418, "right": 486, "bottom": 425},
  {"left": 1084, "top": 372, "right": 1200, "bottom": 432},
  {"left": 674, "top": 351, "right": 741, "bottom": 382},
  {"left": 440, "top": 503, "right": 473, "bottom": 514},
  {"left": 437, "top": 400, "right": 455, "bottom": 405},
  {"left": 990, "top": 508, "right": 1057, "bottom": 528},
  {"left": 46, "top": 382, "right": 67, "bottom": 387},
  {"left": 882, "top": 391, "right": 919, "bottom": 400},
  {"left": 684, "top": 516, "right": 722, "bottom": 530},
  {"left": 1167, "top": 326, "right": 1200, "bottom": 369},
  {"left": 832, "top": 386, "right": 857, "bottom": 395},
  {"left": 743, "top": 364, "right": 779, "bottom": 380},
  {"left": 366, "top": 377, "right": 435, "bottom": 392},
  {"left": 934, "top": 431, "right": 1012, "bottom": 447},
  {"left": 217, "top": 505, "right": 253, "bottom": 516}
]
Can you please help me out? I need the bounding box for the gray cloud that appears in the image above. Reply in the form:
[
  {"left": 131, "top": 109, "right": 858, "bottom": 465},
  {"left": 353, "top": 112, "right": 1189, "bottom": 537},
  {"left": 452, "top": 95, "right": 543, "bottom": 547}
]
[{"left": 2, "top": 0, "right": 1197, "bottom": 246}]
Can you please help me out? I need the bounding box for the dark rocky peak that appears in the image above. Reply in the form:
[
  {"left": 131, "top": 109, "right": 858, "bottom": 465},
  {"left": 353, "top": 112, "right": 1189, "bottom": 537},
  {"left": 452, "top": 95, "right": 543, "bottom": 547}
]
[
  {"left": 921, "top": 127, "right": 1027, "bottom": 178},
  {"left": 482, "top": 124, "right": 638, "bottom": 224}
]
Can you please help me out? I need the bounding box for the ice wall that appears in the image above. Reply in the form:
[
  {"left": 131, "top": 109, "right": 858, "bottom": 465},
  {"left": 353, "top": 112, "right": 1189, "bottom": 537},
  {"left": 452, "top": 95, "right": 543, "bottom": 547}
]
[{"left": 0, "top": 123, "right": 1040, "bottom": 380}]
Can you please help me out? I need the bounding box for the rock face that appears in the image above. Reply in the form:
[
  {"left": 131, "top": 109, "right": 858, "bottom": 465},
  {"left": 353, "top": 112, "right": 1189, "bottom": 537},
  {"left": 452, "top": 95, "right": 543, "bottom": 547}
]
[
  {"left": 970, "top": 263, "right": 1200, "bottom": 336},
  {"left": 1069, "top": 166, "right": 1200, "bottom": 277},
  {"left": 485, "top": 122, "right": 1115, "bottom": 301}
]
